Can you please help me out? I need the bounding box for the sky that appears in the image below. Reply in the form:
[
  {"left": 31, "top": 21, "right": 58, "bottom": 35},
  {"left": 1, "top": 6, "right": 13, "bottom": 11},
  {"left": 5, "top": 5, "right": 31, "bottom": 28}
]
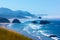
[{"left": 0, "top": 0, "right": 60, "bottom": 17}]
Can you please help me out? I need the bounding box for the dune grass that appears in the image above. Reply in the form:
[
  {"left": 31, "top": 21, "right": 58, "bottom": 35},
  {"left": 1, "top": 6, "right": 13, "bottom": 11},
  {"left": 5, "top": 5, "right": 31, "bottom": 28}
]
[{"left": 0, "top": 27, "right": 32, "bottom": 40}]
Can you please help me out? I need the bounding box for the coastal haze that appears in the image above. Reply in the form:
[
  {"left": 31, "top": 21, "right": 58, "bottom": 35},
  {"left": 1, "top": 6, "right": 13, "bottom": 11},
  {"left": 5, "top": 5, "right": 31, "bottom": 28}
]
[{"left": 0, "top": 0, "right": 60, "bottom": 17}]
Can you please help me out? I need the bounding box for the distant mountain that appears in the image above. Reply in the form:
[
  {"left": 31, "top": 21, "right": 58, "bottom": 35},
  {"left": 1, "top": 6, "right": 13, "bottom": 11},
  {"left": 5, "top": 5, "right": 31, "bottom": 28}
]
[{"left": 0, "top": 8, "right": 36, "bottom": 19}]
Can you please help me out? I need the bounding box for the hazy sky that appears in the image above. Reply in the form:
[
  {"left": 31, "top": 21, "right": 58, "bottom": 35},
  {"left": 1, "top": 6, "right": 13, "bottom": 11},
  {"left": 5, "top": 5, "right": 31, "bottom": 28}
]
[{"left": 0, "top": 0, "right": 60, "bottom": 16}]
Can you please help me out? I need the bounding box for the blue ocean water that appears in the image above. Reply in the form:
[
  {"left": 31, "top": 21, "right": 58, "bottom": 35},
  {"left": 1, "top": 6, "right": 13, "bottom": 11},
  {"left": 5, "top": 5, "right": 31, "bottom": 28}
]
[{"left": 3, "top": 19, "right": 60, "bottom": 40}]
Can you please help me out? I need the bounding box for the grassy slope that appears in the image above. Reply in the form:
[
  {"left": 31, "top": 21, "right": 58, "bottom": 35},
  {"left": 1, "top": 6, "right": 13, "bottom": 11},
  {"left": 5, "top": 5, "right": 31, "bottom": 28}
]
[{"left": 0, "top": 27, "right": 32, "bottom": 40}]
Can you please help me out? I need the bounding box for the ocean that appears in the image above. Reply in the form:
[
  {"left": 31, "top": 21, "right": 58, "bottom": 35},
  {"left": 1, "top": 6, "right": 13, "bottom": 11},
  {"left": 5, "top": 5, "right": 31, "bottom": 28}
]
[{"left": 1, "top": 18, "right": 60, "bottom": 40}]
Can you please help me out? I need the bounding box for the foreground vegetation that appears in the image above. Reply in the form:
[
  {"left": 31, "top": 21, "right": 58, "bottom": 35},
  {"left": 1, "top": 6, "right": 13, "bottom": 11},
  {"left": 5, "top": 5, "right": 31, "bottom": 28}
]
[{"left": 0, "top": 27, "right": 32, "bottom": 40}]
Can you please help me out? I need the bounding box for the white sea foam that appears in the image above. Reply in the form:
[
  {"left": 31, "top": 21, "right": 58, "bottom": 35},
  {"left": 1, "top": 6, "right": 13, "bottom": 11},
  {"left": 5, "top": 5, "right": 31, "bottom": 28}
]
[
  {"left": 23, "top": 25, "right": 31, "bottom": 34},
  {"left": 38, "top": 30, "right": 50, "bottom": 37},
  {"left": 38, "top": 30, "right": 60, "bottom": 40},
  {"left": 23, "top": 23, "right": 42, "bottom": 34},
  {"left": 28, "top": 24, "right": 42, "bottom": 29},
  {"left": 36, "top": 36, "right": 42, "bottom": 40},
  {"left": 7, "top": 24, "right": 13, "bottom": 28},
  {"left": 51, "top": 37, "right": 60, "bottom": 40}
]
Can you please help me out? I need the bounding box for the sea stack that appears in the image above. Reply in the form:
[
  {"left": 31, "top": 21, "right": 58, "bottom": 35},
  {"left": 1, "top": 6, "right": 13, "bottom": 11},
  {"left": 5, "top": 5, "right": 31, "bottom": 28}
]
[
  {"left": 12, "top": 19, "right": 21, "bottom": 23},
  {"left": 40, "top": 20, "right": 50, "bottom": 25},
  {"left": 0, "top": 17, "right": 10, "bottom": 23},
  {"left": 38, "top": 17, "right": 42, "bottom": 19}
]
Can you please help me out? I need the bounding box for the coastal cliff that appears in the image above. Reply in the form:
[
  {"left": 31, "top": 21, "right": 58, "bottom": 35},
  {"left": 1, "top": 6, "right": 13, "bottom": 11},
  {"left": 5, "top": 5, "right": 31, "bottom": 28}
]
[{"left": 0, "top": 27, "right": 32, "bottom": 40}]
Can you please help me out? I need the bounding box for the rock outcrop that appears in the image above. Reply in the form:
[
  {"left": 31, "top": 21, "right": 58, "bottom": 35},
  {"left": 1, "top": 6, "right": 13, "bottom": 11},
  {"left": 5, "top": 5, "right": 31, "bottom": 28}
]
[
  {"left": 0, "top": 17, "right": 10, "bottom": 23},
  {"left": 12, "top": 19, "right": 21, "bottom": 23},
  {"left": 31, "top": 20, "right": 50, "bottom": 25},
  {"left": 40, "top": 20, "right": 50, "bottom": 25}
]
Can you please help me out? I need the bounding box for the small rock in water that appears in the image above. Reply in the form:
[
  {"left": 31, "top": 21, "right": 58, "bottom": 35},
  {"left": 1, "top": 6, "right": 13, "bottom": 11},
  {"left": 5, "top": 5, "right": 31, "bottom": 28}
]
[{"left": 49, "top": 34, "right": 57, "bottom": 37}]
